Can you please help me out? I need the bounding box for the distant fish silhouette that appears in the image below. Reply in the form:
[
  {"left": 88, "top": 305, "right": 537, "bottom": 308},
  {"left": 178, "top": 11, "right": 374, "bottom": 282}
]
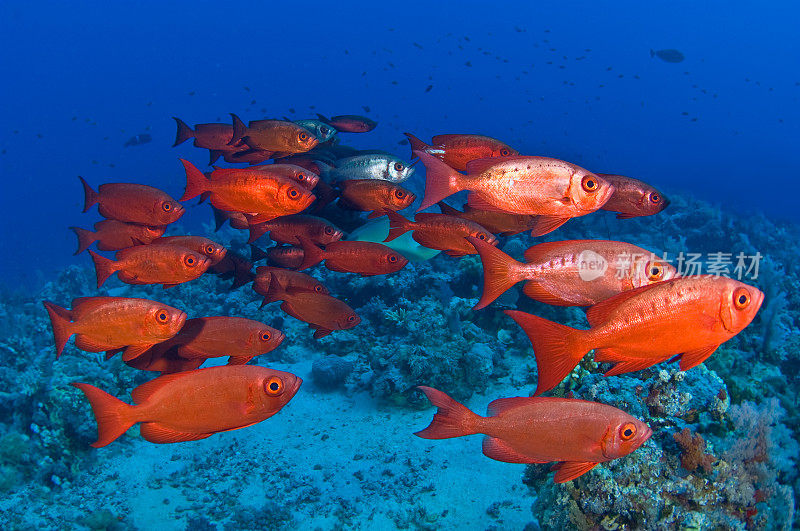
[
  {"left": 650, "top": 49, "right": 685, "bottom": 63},
  {"left": 124, "top": 133, "right": 152, "bottom": 147}
]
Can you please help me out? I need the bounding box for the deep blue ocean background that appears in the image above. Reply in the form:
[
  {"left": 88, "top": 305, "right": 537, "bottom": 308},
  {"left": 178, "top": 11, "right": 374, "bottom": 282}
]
[
  {"left": 2, "top": 2, "right": 799, "bottom": 530},
  {"left": 2, "top": 0, "right": 799, "bottom": 288}
]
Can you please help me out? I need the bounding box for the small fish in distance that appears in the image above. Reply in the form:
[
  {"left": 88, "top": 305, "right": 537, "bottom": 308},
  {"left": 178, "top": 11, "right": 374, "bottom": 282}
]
[{"left": 124, "top": 133, "right": 152, "bottom": 147}]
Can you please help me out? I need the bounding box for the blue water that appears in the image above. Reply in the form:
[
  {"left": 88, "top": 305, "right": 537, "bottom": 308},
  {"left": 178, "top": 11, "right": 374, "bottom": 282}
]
[{"left": 1, "top": 2, "right": 798, "bottom": 529}]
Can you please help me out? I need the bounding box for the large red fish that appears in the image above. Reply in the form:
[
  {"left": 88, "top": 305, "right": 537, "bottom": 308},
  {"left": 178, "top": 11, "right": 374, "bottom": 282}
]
[
  {"left": 437, "top": 202, "right": 536, "bottom": 236},
  {"left": 229, "top": 114, "right": 318, "bottom": 154},
  {"left": 265, "top": 246, "right": 305, "bottom": 269},
  {"left": 405, "top": 133, "right": 517, "bottom": 171},
  {"left": 316, "top": 113, "right": 377, "bottom": 133},
  {"left": 131, "top": 317, "right": 284, "bottom": 367},
  {"left": 507, "top": 276, "right": 764, "bottom": 396},
  {"left": 70, "top": 220, "right": 165, "bottom": 254},
  {"left": 296, "top": 237, "right": 408, "bottom": 276},
  {"left": 151, "top": 236, "right": 227, "bottom": 265},
  {"left": 88, "top": 245, "right": 210, "bottom": 288},
  {"left": 270, "top": 274, "right": 360, "bottom": 338},
  {"left": 250, "top": 163, "right": 320, "bottom": 190},
  {"left": 253, "top": 266, "right": 328, "bottom": 305},
  {"left": 180, "top": 160, "right": 315, "bottom": 224},
  {"left": 247, "top": 215, "right": 343, "bottom": 245},
  {"left": 468, "top": 237, "right": 678, "bottom": 309},
  {"left": 173, "top": 118, "right": 241, "bottom": 150},
  {"left": 42, "top": 297, "right": 186, "bottom": 360},
  {"left": 597, "top": 174, "right": 670, "bottom": 219},
  {"left": 80, "top": 177, "right": 184, "bottom": 226},
  {"left": 415, "top": 386, "right": 651, "bottom": 483},
  {"left": 72, "top": 365, "right": 301, "bottom": 446},
  {"left": 336, "top": 179, "right": 416, "bottom": 218},
  {"left": 385, "top": 211, "right": 497, "bottom": 256},
  {"left": 415, "top": 151, "right": 614, "bottom": 236}
]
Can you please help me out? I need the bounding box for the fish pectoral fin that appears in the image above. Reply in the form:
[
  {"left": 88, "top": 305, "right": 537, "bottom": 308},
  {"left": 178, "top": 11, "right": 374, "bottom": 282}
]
[
  {"left": 522, "top": 281, "right": 571, "bottom": 306},
  {"left": 162, "top": 283, "right": 179, "bottom": 289},
  {"left": 313, "top": 328, "right": 332, "bottom": 339},
  {"left": 74, "top": 335, "right": 115, "bottom": 353},
  {"left": 227, "top": 355, "right": 254, "bottom": 365},
  {"left": 482, "top": 437, "right": 548, "bottom": 464},
  {"left": 104, "top": 348, "right": 123, "bottom": 361},
  {"left": 677, "top": 345, "right": 719, "bottom": 371},
  {"left": 139, "top": 423, "right": 213, "bottom": 444},
  {"left": 529, "top": 216, "right": 570, "bottom": 237},
  {"left": 551, "top": 460, "right": 598, "bottom": 483},
  {"left": 122, "top": 344, "right": 153, "bottom": 362},
  {"left": 602, "top": 358, "right": 656, "bottom": 377}
]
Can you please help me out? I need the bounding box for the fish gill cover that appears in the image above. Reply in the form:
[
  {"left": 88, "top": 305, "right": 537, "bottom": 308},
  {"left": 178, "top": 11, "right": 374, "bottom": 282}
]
[{"left": 0, "top": 1, "right": 799, "bottom": 530}]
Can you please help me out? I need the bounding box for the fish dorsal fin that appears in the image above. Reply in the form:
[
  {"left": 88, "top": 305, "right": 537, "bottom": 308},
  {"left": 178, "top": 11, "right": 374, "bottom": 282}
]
[
  {"left": 486, "top": 396, "right": 536, "bottom": 416},
  {"left": 529, "top": 216, "right": 569, "bottom": 237},
  {"left": 436, "top": 202, "right": 461, "bottom": 216},
  {"left": 522, "top": 281, "right": 571, "bottom": 307},
  {"left": 464, "top": 156, "right": 522, "bottom": 175},
  {"left": 678, "top": 345, "right": 719, "bottom": 371},
  {"left": 551, "top": 460, "right": 598, "bottom": 483},
  {"left": 131, "top": 372, "right": 193, "bottom": 404},
  {"left": 602, "top": 358, "right": 657, "bottom": 377},
  {"left": 585, "top": 284, "right": 660, "bottom": 327},
  {"left": 482, "top": 437, "right": 548, "bottom": 464},
  {"left": 139, "top": 423, "right": 213, "bottom": 444}
]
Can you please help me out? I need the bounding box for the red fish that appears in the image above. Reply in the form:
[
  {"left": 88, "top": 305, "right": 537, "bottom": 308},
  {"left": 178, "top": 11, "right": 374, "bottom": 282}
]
[
  {"left": 507, "top": 276, "right": 764, "bottom": 396},
  {"left": 250, "top": 163, "right": 320, "bottom": 190},
  {"left": 336, "top": 179, "right": 416, "bottom": 218},
  {"left": 207, "top": 251, "right": 255, "bottom": 289},
  {"left": 80, "top": 177, "right": 184, "bottom": 226},
  {"left": 221, "top": 148, "right": 274, "bottom": 165},
  {"left": 70, "top": 221, "right": 165, "bottom": 254},
  {"left": 272, "top": 154, "right": 323, "bottom": 175},
  {"left": 296, "top": 237, "right": 408, "bottom": 276},
  {"left": 437, "top": 202, "right": 536, "bottom": 236},
  {"left": 247, "top": 215, "right": 343, "bottom": 245},
  {"left": 597, "top": 174, "right": 670, "bottom": 219},
  {"left": 42, "top": 297, "right": 186, "bottom": 360},
  {"left": 270, "top": 274, "right": 360, "bottom": 338},
  {"left": 229, "top": 114, "right": 319, "bottom": 154},
  {"left": 468, "top": 237, "right": 678, "bottom": 309},
  {"left": 253, "top": 266, "right": 328, "bottom": 305},
  {"left": 415, "top": 386, "right": 651, "bottom": 483},
  {"left": 131, "top": 317, "right": 284, "bottom": 367},
  {"left": 180, "top": 160, "right": 315, "bottom": 224},
  {"left": 72, "top": 365, "right": 301, "bottom": 446},
  {"left": 124, "top": 348, "right": 204, "bottom": 374},
  {"left": 385, "top": 211, "right": 497, "bottom": 256},
  {"left": 211, "top": 207, "right": 249, "bottom": 231},
  {"left": 265, "top": 246, "right": 305, "bottom": 269},
  {"left": 405, "top": 133, "right": 517, "bottom": 171},
  {"left": 173, "top": 118, "right": 241, "bottom": 150},
  {"left": 88, "top": 245, "right": 210, "bottom": 288},
  {"left": 316, "top": 113, "right": 377, "bottom": 133},
  {"left": 415, "top": 152, "right": 614, "bottom": 236},
  {"left": 151, "top": 236, "right": 227, "bottom": 265}
]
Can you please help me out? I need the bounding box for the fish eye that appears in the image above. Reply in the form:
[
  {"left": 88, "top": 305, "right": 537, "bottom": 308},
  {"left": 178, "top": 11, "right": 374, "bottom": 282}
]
[
  {"left": 500, "top": 148, "right": 510, "bottom": 156},
  {"left": 288, "top": 188, "right": 300, "bottom": 199},
  {"left": 394, "top": 189, "right": 406, "bottom": 199},
  {"left": 321, "top": 127, "right": 330, "bottom": 135},
  {"left": 388, "top": 254, "right": 397, "bottom": 263},
  {"left": 260, "top": 331, "right": 272, "bottom": 342},
  {"left": 733, "top": 287, "right": 751, "bottom": 310},
  {"left": 298, "top": 131, "right": 309, "bottom": 142},
  {"left": 314, "top": 285, "right": 323, "bottom": 293},
  {"left": 204, "top": 244, "right": 215, "bottom": 254},
  {"left": 647, "top": 262, "right": 664, "bottom": 281},
  {"left": 394, "top": 162, "right": 405, "bottom": 172},
  {"left": 650, "top": 192, "right": 661, "bottom": 204},
  {"left": 264, "top": 376, "right": 284, "bottom": 396},
  {"left": 156, "top": 310, "right": 169, "bottom": 323},
  {"left": 477, "top": 233, "right": 487, "bottom": 240},
  {"left": 620, "top": 423, "right": 636, "bottom": 441},
  {"left": 324, "top": 226, "right": 334, "bottom": 235},
  {"left": 162, "top": 202, "right": 172, "bottom": 212},
  {"left": 347, "top": 315, "right": 357, "bottom": 323},
  {"left": 184, "top": 255, "right": 196, "bottom": 267},
  {"left": 581, "top": 175, "right": 599, "bottom": 193}
]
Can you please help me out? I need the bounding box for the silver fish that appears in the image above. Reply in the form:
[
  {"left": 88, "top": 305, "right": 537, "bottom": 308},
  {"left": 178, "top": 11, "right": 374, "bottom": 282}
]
[
  {"left": 318, "top": 154, "right": 416, "bottom": 183},
  {"left": 293, "top": 119, "right": 338, "bottom": 143}
]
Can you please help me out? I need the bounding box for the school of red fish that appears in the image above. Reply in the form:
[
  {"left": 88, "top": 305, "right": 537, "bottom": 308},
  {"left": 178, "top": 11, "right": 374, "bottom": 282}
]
[{"left": 45, "top": 112, "right": 763, "bottom": 483}]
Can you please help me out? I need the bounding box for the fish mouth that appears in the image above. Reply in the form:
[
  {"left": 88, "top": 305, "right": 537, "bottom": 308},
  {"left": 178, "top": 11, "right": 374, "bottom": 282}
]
[
  {"left": 636, "top": 426, "right": 653, "bottom": 449},
  {"left": 288, "top": 376, "right": 303, "bottom": 399}
]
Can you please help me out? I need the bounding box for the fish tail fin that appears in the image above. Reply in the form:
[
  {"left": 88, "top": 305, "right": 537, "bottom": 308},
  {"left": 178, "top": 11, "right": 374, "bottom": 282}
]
[
  {"left": 467, "top": 237, "right": 524, "bottom": 310},
  {"left": 316, "top": 113, "right": 330, "bottom": 124},
  {"left": 208, "top": 149, "right": 223, "bottom": 165},
  {"left": 42, "top": 301, "right": 74, "bottom": 358},
  {"left": 69, "top": 226, "right": 97, "bottom": 255},
  {"left": 172, "top": 117, "right": 194, "bottom": 147},
  {"left": 414, "top": 386, "right": 482, "bottom": 439},
  {"left": 504, "top": 310, "right": 588, "bottom": 396},
  {"left": 649, "top": 49, "right": 655, "bottom": 58},
  {"left": 415, "top": 150, "right": 463, "bottom": 211},
  {"left": 229, "top": 113, "right": 247, "bottom": 145},
  {"left": 71, "top": 383, "right": 136, "bottom": 448},
  {"left": 87, "top": 250, "right": 117, "bottom": 288},
  {"left": 211, "top": 206, "right": 228, "bottom": 232},
  {"left": 249, "top": 244, "right": 269, "bottom": 262},
  {"left": 404, "top": 133, "right": 429, "bottom": 156},
  {"left": 179, "top": 159, "right": 210, "bottom": 201},
  {"left": 79, "top": 176, "right": 98, "bottom": 213},
  {"left": 384, "top": 210, "right": 412, "bottom": 242},
  {"left": 296, "top": 236, "right": 324, "bottom": 270}
]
